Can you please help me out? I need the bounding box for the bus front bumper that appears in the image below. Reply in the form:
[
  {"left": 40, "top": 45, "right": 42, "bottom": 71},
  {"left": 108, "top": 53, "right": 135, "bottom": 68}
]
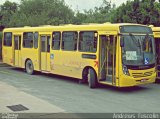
[{"left": 118, "top": 73, "right": 156, "bottom": 87}]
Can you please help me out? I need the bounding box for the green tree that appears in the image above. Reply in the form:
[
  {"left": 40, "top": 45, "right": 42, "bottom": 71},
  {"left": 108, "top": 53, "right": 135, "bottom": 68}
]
[
  {"left": 2, "top": 0, "right": 160, "bottom": 27},
  {"left": 9, "top": 0, "right": 75, "bottom": 27},
  {"left": 74, "top": 0, "right": 115, "bottom": 24},
  {"left": 111, "top": 0, "right": 160, "bottom": 26},
  {"left": 0, "top": 0, "right": 18, "bottom": 27}
]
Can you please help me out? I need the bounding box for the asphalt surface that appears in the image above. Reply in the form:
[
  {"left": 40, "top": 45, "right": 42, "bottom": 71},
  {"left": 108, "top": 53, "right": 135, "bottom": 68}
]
[{"left": 0, "top": 65, "right": 160, "bottom": 113}]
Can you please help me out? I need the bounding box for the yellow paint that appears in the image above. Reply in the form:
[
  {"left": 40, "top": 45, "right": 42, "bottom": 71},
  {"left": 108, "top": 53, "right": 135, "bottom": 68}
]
[
  {"left": 2, "top": 23, "right": 156, "bottom": 87},
  {"left": 118, "top": 68, "right": 156, "bottom": 87},
  {"left": 41, "top": 52, "right": 47, "bottom": 70},
  {"left": 14, "top": 49, "right": 21, "bottom": 66},
  {"left": 2, "top": 47, "right": 13, "bottom": 66}
]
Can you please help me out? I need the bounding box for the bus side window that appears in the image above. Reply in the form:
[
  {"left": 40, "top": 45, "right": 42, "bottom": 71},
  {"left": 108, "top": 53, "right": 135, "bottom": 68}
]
[
  {"left": 47, "top": 36, "right": 51, "bottom": 52},
  {"left": 4, "top": 32, "right": 12, "bottom": 46},
  {"left": 34, "top": 32, "right": 38, "bottom": 49},
  {"left": 79, "top": 31, "right": 97, "bottom": 53},
  {"left": 62, "top": 31, "right": 77, "bottom": 51},
  {"left": 23, "top": 32, "right": 33, "bottom": 48},
  {"left": 52, "top": 32, "right": 61, "bottom": 50},
  {"left": 14, "top": 36, "right": 19, "bottom": 50}
]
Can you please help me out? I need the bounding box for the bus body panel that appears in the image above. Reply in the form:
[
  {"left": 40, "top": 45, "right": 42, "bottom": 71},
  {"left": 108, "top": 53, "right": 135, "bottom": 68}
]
[
  {"left": 21, "top": 48, "right": 39, "bottom": 70},
  {"left": 119, "top": 68, "right": 156, "bottom": 87},
  {"left": 2, "top": 23, "right": 156, "bottom": 88},
  {"left": 2, "top": 46, "right": 13, "bottom": 66},
  {"left": 13, "top": 34, "right": 22, "bottom": 67},
  {"left": 50, "top": 50, "right": 98, "bottom": 79}
]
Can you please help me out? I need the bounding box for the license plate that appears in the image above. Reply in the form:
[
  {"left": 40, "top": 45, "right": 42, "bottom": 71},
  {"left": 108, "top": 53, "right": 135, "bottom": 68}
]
[{"left": 141, "top": 79, "right": 148, "bottom": 82}]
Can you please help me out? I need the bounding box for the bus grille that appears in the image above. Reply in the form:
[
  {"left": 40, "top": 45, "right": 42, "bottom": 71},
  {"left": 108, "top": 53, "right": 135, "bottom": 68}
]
[{"left": 132, "top": 71, "right": 153, "bottom": 78}]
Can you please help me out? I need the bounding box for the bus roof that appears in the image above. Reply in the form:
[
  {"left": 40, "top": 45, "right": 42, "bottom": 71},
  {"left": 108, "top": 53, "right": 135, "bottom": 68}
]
[
  {"left": 151, "top": 27, "right": 160, "bottom": 32},
  {"left": 3, "top": 23, "right": 149, "bottom": 33},
  {"left": 151, "top": 27, "right": 160, "bottom": 37}
]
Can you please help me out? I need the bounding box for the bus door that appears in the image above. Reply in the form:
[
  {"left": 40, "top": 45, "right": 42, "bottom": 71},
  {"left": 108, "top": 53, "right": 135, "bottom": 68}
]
[
  {"left": 40, "top": 35, "right": 51, "bottom": 71},
  {"left": 14, "top": 35, "right": 21, "bottom": 66},
  {"left": 99, "top": 35, "right": 116, "bottom": 85}
]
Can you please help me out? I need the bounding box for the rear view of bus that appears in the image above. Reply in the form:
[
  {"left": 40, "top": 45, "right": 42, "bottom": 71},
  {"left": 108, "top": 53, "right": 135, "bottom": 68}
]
[{"left": 118, "top": 25, "right": 156, "bottom": 86}]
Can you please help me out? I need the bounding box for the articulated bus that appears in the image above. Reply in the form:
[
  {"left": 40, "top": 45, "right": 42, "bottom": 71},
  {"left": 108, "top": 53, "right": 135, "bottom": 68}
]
[
  {"left": 2, "top": 23, "right": 156, "bottom": 88},
  {"left": 151, "top": 27, "right": 160, "bottom": 79}
]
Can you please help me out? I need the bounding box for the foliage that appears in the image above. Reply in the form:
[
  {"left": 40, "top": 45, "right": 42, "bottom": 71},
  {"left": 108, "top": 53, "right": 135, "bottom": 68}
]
[
  {"left": 74, "top": 0, "right": 115, "bottom": 24},
  {"left": 1, "top": 0, "right": 75, "bottom": 27},
  {"left": 111, "top": 0, "right": 160, "bottom": 26},
  {"left": 1, "top": 0, "right": 160, "bottom": 28},
  {"left": 0, "top": 0, "right": 18, "bottom": 27}
]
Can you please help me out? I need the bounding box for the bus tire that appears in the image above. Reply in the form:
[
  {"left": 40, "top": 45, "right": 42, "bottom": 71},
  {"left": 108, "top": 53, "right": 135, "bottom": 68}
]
[
  {"left": 25, "top": 60, "right": 34, "bottom": 75},
  {"left": 88, "top": 68, "right": 97, "bottom": 89}
]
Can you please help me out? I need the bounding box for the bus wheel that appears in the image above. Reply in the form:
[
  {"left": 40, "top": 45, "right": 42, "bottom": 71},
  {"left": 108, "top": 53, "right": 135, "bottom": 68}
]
[
  {"left": 25, "top": 60, "right": 34, "bottom": 75},
  {"left": 88, "top": 68, "right": 97, "bottom": 88}
]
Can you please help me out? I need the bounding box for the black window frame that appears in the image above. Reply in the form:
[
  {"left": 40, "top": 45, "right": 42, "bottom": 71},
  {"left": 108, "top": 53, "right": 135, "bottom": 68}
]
[
  {"left": 47, "top": 36, "right": 51, "bottom": 52},
  {"left": 3, "top": 32, "right": 12, "bottom": 47},
  {"left": 34, "top": 32, "right": 39, "bottom": 49},
  {"left": 120, "top": 25, "right": 153, "bottom": 34},
  {"left": 40, "top": 36, "right": 46, "bottom": 52},
  {"left": 52, "top": 32, "right": 61, "bottom": 50},
  {"left": 14, "top": 36, "right": 20, "bottom": 50},
  {"left": 62, "top": 31, "right": 78, "bottom": 51},
  {"left": 23, "top": 32, "right": 34, "bottom": 48},
  {"left": 79, "top": 31, "right": 98, "bottom": 53}
]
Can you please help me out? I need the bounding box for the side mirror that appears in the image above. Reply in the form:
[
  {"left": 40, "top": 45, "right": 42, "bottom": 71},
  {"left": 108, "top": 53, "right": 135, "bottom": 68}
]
[
  {"left": 52, "top": 34, "right": 55, "bottom": 38},
  {"left": 94, "top": 33, "right": 98, "bottom": 37},
  {"left": 120, "top": 37, "right": 124, "bottom": 47}
]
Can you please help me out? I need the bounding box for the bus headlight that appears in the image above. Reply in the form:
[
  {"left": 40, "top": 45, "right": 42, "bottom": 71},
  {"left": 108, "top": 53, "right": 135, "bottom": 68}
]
[{"left": 123, "top": 65, "right": 130, "bottom": 76}]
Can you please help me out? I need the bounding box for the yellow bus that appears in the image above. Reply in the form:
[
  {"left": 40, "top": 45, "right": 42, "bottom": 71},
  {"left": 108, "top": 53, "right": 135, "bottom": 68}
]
[
  {"left": 2, "top": 23, "right": 156, "bottom": 88},
  {"left": 151, "top": 26, "right": 160, "bottom": 79}
]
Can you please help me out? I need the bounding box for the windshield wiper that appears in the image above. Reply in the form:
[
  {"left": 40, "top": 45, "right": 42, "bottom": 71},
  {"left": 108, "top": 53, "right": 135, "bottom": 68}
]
[
  {"left": 144, "top": 33, "right": 151, "bottom": 43},
  {"left": 129, "top": 33, "right": 140, "bottom": 47}
]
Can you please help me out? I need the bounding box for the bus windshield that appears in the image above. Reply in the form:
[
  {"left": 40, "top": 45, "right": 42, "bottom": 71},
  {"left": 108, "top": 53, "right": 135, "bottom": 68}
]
[{"left": 121, "top": 34, "right": 156, "bottom": 66}]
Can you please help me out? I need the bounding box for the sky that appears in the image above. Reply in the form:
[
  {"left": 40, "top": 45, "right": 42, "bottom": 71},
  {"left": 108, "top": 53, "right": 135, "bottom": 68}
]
[
  {"left": 64, "top": 0, "right": 129, "bottom": 11},
  {"left": 0, "top": 0, "right": 129, "bottom": 11}
]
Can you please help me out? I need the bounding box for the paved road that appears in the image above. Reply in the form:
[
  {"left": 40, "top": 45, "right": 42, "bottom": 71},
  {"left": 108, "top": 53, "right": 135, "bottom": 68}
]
[{"left": 0, "top": 66, "right": 160, "bottom": 113}]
